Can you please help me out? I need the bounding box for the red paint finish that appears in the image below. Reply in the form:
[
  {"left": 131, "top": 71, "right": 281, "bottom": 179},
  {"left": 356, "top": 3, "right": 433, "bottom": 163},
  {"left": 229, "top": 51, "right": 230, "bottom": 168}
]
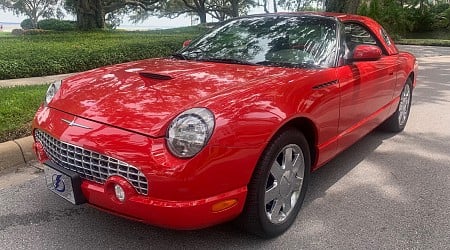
[
  {"left": 83, "top": 181, "right": 247, "bottom": 229},
  {"left": 32, "top": 12, "right": 417, "bottom": 230}
]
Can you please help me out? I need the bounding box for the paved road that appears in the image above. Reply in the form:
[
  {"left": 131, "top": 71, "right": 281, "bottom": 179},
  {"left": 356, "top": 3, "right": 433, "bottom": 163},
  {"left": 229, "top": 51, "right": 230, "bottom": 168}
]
[{"left": 1, "top": 45, "right": 449, "bottom": 249}]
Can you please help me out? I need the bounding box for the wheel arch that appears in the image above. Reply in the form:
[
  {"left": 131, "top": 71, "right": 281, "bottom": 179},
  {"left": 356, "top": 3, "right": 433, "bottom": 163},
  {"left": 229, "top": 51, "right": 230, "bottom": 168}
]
[
  {"left": 239, "top": 115, "right": 317, "bottom": 237},
  {"left": 269, "top": 116, "right": 319, "bottom": 169}
]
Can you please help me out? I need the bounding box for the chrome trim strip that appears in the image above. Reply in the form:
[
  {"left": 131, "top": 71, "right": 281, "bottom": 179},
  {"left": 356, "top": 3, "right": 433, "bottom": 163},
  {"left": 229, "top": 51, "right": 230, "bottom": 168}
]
[{"left": 61, "top": 118, "right": 92, "bottom": 130}]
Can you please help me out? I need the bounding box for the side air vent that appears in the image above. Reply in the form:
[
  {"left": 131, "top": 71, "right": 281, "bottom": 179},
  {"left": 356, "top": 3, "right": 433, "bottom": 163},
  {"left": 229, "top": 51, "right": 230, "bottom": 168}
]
[{"left": 312, "top": 80, "right": 338, "bottom": 90}]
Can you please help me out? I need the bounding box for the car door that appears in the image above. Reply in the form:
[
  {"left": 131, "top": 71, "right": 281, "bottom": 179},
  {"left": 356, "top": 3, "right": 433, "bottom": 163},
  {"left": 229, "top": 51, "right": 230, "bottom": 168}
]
[{"left": 336, "top": 22, "right": 398, "bottom": 151}]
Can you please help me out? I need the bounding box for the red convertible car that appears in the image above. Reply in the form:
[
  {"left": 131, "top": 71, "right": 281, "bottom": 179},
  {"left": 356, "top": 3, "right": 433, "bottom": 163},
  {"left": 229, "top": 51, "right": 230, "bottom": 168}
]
[{"left": 32, "top": 12, "right": 417, "bottom": 238}]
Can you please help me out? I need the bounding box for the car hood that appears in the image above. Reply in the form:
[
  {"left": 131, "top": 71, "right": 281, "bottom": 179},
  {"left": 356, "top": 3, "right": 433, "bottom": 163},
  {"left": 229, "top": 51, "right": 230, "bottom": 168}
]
[{"left": 49, "top": 58, "right": 310, "bottom": 137}]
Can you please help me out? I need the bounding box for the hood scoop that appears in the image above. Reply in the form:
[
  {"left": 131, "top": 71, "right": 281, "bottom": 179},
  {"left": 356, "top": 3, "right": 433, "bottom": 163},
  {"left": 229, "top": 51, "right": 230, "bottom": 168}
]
[{"left": 139, "top": 72, "right": 173, "bottom": 80}]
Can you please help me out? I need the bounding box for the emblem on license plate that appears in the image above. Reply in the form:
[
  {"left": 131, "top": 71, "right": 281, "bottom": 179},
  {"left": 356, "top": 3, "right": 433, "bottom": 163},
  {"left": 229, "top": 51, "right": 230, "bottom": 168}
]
[{"left": 52, "top": 174, "right": 66, "bottom": 192}]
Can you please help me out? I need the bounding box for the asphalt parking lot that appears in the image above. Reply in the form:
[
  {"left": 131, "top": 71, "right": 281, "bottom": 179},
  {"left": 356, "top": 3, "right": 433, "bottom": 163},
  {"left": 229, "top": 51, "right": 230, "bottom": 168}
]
[{"left": 0, "top": 45, "right": 449, "bottom": 249}]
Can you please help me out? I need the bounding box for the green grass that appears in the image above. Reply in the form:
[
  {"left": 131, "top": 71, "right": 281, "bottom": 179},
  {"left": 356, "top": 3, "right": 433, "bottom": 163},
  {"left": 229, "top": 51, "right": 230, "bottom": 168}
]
[
  {"left": 0, "top": 84, "right": 49, "bottom": 143},
  {"left": 396, "top": 39, "right": 450, "bottom": 46},
  {"left": 0, "top": 32, "right": 12, "bottom": 37},
  {"left": 397, "top": 30, "right": 450, "bottom": 46},
  {"left": 0, "top": 26, "right": 206, "bottom": 80}
]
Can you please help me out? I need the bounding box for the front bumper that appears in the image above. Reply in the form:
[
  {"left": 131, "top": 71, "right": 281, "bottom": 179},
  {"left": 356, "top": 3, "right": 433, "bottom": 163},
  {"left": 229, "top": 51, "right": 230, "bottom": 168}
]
[
  {"left": 41, "top": 158, "right": 246, "bottom": 229},
  {"left": 82, "top": 179, "right": 247, "bottom": 229},
  {"left": 32, "top": 106, "right": 259, "bottom": 229}
]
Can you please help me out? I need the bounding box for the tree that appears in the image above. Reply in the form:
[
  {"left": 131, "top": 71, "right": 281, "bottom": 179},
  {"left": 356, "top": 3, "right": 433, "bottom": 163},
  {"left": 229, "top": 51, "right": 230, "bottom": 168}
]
[
  {"left": 179, "top": 0, "right": 208, "bottom": 23},
  {"left": 261, "top": 0, "right": 277, "bottom": 12},
  {"left": 153, "top": 0, "right": 255, "bottom": 24},
  {"left": 277, "top": 0, "right": 326, "bottom": 11},
  {"left": 65, "top": 0, "right": 159, "bottom": 30},
  {"left": 207, "top": 0, "right": 254, "bottom": 21},
  {"left": 0, "top": 0, "right": 63, "bottom": 28},
  {"left": 74, "top": 0, "right": 104, "bottom": 30},
  {"left": 325, "top": 0, "right": 361, "bottom": 13}
]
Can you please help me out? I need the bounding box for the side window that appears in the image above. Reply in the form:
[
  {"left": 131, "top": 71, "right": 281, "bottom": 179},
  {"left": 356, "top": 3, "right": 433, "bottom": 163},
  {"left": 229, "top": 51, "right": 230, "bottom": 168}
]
[{"left": 344, "top": 23, "right": 379, "bottom": 52}]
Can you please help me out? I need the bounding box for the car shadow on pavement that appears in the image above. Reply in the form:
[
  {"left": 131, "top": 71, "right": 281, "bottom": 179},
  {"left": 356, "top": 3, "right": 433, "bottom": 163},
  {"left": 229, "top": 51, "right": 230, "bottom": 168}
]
[{"left": 306, "top": 130, "right": 396, "bottom": 201}]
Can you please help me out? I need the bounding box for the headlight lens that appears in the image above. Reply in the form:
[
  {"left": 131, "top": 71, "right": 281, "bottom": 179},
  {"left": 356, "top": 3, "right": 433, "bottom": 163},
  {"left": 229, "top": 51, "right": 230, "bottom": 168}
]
[
  {"left": 166, "top": 108, "right": 215, "bottom": 158},
  {"left": 45, "top": 80, "right": 62, "bottom": 105}
]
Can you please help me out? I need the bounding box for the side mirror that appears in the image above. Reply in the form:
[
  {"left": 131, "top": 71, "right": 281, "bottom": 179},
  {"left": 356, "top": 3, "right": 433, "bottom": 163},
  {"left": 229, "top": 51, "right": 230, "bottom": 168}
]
[
  {"left": 351, "top": 45, "right": 382, "bottom": 61},
  {"left": 182, "top": 40, "right": 192, "bottom": 48}
]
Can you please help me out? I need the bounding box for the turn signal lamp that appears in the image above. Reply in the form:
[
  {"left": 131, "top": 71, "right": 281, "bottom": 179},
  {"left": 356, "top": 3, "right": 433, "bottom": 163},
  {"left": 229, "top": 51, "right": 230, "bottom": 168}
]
[{"left": 211, "top": 199, "right": 238, "bottom": 213}]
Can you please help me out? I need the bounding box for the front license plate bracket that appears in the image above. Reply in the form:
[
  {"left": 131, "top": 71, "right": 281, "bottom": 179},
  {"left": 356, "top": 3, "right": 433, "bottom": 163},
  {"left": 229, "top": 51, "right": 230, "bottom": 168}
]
[{"left": 44, "top": 161, "right": 86, "bottom": 205}]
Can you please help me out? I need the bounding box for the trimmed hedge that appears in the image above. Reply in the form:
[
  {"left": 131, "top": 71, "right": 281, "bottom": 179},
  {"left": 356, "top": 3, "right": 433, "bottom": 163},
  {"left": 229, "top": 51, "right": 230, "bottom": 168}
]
[
  {"left": 0, "top": 27, "right": 206, "bottom": 80},
  {"left": 20, "top": 19, "right": 33, "bottom": 29},
  {"left": 38, "top": 19, "right": 77, "bottom": 31}
]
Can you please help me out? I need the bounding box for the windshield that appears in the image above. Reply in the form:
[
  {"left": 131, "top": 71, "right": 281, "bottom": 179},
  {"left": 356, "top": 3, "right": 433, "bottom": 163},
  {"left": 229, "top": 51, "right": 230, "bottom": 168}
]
[{"left": 178, "top": 15, "right": 338, "bottom": 68}]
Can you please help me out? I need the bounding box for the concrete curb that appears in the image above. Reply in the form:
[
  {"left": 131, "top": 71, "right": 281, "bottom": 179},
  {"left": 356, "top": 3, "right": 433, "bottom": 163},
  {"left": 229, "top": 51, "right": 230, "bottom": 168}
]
[
  {"left": 0, "top": 73, "right": 75, "bottom": 88},
  {"left": 0, "top": 73, "right": 75, "bottom": 175},
  {"left": 0, "top": 136, "right": 36, "bottom": 175}
]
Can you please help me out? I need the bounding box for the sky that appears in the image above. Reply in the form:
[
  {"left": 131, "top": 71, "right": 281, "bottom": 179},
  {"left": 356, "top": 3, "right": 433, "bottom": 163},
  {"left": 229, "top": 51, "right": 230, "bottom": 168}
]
[
  {"left": 0, "top": 5, "right": 276, "bottom": 29},
  {"left": 0, "top": 9, "right": 196, "bottom": 29}
]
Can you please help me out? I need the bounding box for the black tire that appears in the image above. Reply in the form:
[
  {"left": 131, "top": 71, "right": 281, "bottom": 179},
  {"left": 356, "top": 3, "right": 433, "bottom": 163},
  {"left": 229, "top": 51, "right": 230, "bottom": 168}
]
[
  {"left": 238, "top": 128, "right": 311, "bottom": 238},
  {"left": 381, "top": 78, "right": 413, "bottom": 132}
]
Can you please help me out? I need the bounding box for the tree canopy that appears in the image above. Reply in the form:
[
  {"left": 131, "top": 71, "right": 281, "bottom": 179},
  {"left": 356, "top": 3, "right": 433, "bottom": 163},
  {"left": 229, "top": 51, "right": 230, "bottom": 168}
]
[
  {"left": 2, "top": 0, "right": 450, "bottom": 35},
  {"left": 0, "top": 0, "right": 64, "bottom": 28},
  {"left": 63, "top": 0, "right": 159, "bottom": 29}
]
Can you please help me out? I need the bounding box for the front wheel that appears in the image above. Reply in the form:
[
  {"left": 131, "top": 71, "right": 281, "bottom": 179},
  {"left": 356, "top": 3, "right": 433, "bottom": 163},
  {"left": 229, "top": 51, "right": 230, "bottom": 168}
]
[
  {"left": 239, "top": 129, "right": 311, "bottom": 238},
  {"left": 381, "top": 78, "right": 413, "bottom": 132}
]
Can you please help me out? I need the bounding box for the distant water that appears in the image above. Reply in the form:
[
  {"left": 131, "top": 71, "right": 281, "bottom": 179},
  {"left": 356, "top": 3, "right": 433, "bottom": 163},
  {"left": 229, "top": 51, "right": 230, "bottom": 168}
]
[
  {"left": 0, "top": 22, "right": 20, "bottom": 32},
  {"left": 0, "top": 22, "right": 179, "bottom": 32}
]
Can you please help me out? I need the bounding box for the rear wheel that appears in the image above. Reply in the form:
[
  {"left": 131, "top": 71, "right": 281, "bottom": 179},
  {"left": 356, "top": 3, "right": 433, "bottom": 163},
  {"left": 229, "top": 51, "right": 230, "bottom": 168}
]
[
  {"left": 381, "top": 78, "right": 413, "bottom": 132},
  {"left": 239, "top": 129, "right": 311, "bottom": 238}
]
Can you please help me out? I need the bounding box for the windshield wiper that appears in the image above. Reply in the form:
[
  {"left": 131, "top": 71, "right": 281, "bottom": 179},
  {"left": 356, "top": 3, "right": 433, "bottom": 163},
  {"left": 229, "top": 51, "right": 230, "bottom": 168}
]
[
  {"left": 256, "top": 61, "right": 322, "bottom": 69},
  {"left": 197, "top": 58, "right": 258, "bottom": 66}
]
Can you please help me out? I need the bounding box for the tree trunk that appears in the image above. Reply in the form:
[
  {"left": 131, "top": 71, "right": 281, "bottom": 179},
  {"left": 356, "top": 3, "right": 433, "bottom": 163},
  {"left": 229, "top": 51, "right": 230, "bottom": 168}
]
[
  {"left": 31, "top": 17, "right": 39, "bottom": 29},
  {"left": 263, "top": 0, "right": 269, "bottom": 13},
  {"left": 30, "top": 8, "right": 38, "bottom": 29},
  {"left": 326, "top": 0, "right": 361, "bottom": 14},
  {"left": 273, "top": 0, "right": 277, "bottom": 12},
  {"left": 198, "top": 10, "right": 207, "bottom": 23},
  {"left": 230, "top": 0, "right": 239, "bottom": 17},
  {"left": 75, "top": 0, "right": 105, "bottom": 30}
]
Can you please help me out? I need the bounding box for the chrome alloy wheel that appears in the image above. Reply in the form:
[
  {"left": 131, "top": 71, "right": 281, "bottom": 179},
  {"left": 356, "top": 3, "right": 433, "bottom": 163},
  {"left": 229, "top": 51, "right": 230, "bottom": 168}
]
[
  {"left": 398, "top": 83, "right": 411, "bottom": 126},
  {"left": 264, "top": 144, "right": 305, "bottom": 224}
]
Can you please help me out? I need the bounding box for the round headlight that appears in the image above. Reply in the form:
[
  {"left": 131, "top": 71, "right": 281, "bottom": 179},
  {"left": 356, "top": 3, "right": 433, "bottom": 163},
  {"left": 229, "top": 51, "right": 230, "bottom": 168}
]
[
  {"left": 166, "top": 108, "right": 215, "bottom": 158},
  {"left": 45, "top": 80, "right": 62, "bottom": 106}
]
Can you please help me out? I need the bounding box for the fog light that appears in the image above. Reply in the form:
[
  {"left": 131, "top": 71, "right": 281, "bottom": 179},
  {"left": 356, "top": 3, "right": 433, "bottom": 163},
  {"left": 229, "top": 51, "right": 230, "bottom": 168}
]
[{"left": 114, "top": 184, "right": 125, "bottom": 202}]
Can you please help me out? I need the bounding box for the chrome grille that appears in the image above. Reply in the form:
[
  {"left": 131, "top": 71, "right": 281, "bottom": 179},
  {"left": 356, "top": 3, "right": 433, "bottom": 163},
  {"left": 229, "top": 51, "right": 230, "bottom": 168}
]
[{"left": 35, "top": 130, "right": 148, "bottom": 195}]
